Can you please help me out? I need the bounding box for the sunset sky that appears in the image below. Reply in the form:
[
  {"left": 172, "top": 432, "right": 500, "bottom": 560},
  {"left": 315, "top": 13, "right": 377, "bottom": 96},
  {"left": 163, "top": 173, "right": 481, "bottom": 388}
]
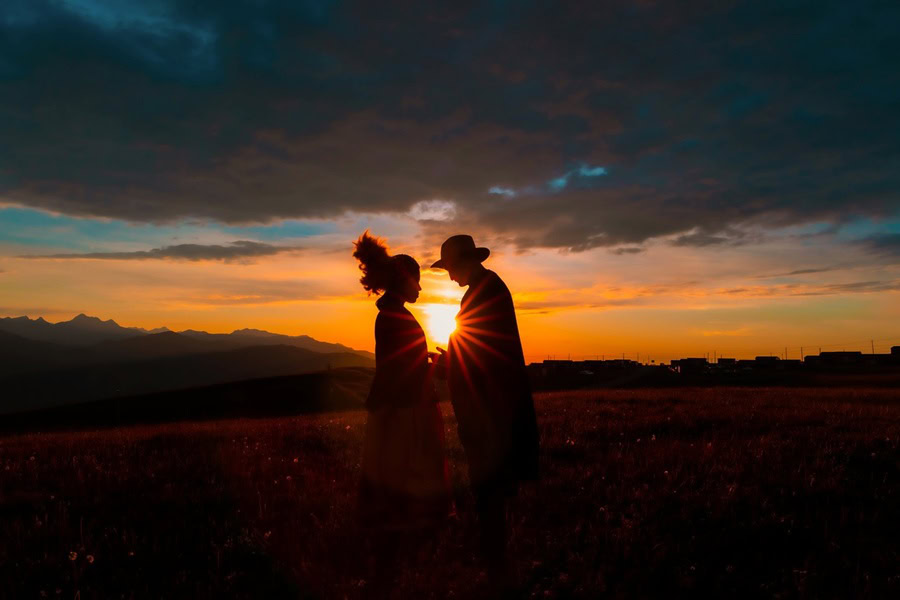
[{"left": 1, "top": 1, "right": 899, "bottom": 363}]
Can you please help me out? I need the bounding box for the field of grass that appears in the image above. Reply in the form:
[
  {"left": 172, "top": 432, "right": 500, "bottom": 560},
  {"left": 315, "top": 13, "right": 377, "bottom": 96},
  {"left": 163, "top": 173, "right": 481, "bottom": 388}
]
[{"left": 1, "top": 388, "right": 898, "bottom": 599}]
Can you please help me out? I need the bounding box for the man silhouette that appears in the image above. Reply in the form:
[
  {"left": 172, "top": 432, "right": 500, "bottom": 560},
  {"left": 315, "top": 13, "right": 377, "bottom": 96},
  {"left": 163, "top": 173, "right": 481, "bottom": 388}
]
[{"left": 432, "top": 234, "right": 539, "bottom": 581}]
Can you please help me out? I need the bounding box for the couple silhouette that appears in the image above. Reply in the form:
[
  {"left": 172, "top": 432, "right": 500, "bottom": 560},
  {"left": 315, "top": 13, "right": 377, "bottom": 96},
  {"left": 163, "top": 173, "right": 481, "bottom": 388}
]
[{"left": 353, "top": 232, "right": 540, "bottom": 595}]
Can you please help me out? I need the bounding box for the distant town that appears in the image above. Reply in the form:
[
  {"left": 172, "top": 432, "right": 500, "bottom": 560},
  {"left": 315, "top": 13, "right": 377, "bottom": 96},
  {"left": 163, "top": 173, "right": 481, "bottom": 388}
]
[{"left": 528, "top": 346, "right": 900, "bottom": 389}]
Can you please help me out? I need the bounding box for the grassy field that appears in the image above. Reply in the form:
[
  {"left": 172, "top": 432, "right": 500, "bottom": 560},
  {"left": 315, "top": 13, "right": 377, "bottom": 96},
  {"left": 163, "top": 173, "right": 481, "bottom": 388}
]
[{"left": 1, "top": 388, "right": 898, "bottom": 599}]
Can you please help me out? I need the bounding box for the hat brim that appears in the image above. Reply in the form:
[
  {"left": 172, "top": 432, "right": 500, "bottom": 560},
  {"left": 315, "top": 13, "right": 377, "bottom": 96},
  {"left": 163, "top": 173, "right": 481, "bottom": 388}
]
[{"left": 430, "top": 247, "right": 490, "bottom": 270}]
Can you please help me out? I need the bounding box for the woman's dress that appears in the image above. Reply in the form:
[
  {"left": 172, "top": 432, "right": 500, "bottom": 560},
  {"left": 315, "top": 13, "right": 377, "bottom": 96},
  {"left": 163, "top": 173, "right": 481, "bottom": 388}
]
[{"left": 359, "top": 294, "right": 451, "bottom": 531}]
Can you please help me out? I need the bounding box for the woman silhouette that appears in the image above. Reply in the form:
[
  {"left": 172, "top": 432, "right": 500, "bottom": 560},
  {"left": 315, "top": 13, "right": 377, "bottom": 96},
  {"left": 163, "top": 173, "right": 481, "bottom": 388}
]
[{"left": 352, "top": 231, "right": 451, "bottom": 590}]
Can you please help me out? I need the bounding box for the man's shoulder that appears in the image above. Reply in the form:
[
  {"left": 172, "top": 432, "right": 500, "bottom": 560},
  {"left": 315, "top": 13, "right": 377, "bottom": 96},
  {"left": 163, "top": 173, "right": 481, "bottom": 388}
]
[
  {"left": 462, "top": 269, "right": 512, "bottom": 307},
  {"left": 482, "top": 269, "right": 512, "bottom": 298}
]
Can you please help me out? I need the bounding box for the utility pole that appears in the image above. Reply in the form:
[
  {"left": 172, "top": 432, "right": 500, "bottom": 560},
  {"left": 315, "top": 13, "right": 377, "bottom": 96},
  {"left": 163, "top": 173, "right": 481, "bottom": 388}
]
[
  {"left": 800, "top": 346, "right": 803, "bottom": 360},
  {"left": 871, "top": 339, "right": 875, "bottom": 354},
  {"left": 784, "top": 347, "right": 787, "bottom": 360}
]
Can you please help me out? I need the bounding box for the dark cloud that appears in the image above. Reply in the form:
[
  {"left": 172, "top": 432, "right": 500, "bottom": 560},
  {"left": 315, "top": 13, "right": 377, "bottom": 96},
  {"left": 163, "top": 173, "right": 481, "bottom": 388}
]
[
  {"left": 753, "top": 267, "right": 837, "bottom": 279},
  {"left": 856, "top": 233, "right": 900, "bottom": 258},
  {"left": 1, "top": 0, "right": 898, "bottom": 250},
  {"left": 793, "top": 280, "right": 900, "bottom": 295},
  {"left": 18, "top": 241, "right": 301, "bottom": 262},
  {"left": 671, "top": 227, "right": 757, "bottom": 248},
  {"left": 779, "top": 268, "right": 835, "bottom": 276},
  {"left": 609, "top": 246, "right": 645, "bottom": 255}
]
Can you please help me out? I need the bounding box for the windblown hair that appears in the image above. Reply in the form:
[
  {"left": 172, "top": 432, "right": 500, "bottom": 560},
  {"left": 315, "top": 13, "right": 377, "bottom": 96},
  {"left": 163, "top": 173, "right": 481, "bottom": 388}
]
[
  {"left": 353, "top": 231, "right": 419, "bottom": 296},
  {"left": 353, "top": 231, "right": 393, "bottom": 294}
]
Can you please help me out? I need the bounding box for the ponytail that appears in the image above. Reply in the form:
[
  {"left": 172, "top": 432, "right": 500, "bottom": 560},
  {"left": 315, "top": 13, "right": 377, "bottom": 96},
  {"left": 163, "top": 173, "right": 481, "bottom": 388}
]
[{"left": 353, "top": 231, "right": 391, "bottom": 294}]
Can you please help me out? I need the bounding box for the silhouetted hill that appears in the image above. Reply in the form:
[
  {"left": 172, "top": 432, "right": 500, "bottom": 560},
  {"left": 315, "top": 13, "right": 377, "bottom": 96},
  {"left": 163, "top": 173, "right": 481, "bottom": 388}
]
[
  {"left": 0, "top": 367, "right": 375, "bottom": 433},
  {"left": 0, "top": 345, "right": 375, "bottom": 414},
  {"left": 91, "top": 331, "right": 219, "bottom": 361},
  {"left": 1, "top": 330, "right": 220, "bottom": 374},
  {"left": 0, "top": 330, "right": 84, "bottom": 377},
  {"left": 0, "top": 313, "right": 374, "bottom": 359},
  {"left": 180, "top": 328, "right": 374, "bottom": 357}
]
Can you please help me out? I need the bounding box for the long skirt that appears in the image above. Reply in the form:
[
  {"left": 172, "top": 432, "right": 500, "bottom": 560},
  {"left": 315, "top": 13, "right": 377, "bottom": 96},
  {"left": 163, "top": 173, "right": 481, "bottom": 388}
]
[{"left": 359, "top": 397, "right": 451, "bottom": 532}]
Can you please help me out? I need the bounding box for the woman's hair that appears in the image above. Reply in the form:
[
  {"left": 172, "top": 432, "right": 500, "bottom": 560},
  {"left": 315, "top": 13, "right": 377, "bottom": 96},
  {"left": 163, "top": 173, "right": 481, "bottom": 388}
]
[{"left": 353, "top": 231, "right": 418, "bottom": 295}]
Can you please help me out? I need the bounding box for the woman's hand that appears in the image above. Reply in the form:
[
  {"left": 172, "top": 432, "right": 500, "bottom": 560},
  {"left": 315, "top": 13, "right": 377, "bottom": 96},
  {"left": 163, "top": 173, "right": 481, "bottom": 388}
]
[{"left": 429, "top": 347, "right": 448, "bottom": 379}]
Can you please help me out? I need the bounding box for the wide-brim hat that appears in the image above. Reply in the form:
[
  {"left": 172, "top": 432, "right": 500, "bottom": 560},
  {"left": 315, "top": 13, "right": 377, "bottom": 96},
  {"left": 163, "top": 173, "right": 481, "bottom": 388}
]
[{"left": 431, "top": 234, "right": 490, "bottom": 270}]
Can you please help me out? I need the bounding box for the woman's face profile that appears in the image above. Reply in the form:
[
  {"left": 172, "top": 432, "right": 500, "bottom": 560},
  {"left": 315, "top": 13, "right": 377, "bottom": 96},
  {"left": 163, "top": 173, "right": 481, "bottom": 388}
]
[{"left": 398, "top": 269, "right": 422, "bottom": 303}]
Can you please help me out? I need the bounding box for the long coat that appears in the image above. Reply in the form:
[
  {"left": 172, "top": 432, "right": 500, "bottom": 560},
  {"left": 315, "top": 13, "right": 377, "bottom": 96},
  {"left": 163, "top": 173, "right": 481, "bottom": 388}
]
[{"left": 446, "top": 269, "right": 539, "bottom": 493}]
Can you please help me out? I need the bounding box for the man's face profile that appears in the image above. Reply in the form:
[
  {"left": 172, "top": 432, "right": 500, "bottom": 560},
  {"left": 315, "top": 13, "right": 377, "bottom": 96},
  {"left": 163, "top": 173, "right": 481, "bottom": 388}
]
[{"left": 447, "top": 260, "right": 473, "bottom": 287}]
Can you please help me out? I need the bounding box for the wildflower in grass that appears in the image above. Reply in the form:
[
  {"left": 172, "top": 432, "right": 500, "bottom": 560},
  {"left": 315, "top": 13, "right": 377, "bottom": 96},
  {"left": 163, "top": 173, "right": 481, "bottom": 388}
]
[
  {"left": 68, "top": 551, "right": 77, "bottom": 561},
  {"left": 293, "top": 457, "right": 299, "bottom": 463},
  {"left": 86, "top": 555, "right": 94, "bottom": 564}
]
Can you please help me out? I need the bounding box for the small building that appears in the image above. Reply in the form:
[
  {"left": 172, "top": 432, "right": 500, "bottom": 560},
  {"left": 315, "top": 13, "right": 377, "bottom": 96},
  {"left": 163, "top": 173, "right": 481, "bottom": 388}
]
[
  {"left": 819, "top": 351, "right": 864, "bottom": 365},
  {"left": 671, "top": 357, "right": 708, "bottom": 375}
]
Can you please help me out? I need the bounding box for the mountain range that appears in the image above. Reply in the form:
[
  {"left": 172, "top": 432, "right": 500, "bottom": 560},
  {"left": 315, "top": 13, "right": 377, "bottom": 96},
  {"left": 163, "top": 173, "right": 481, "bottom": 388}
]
[
  {"left": 0, "top": 314, "right": 374, "bottom": 414},
  {"left": 0, "top": 314, "right": 370, "bottom": 355}
]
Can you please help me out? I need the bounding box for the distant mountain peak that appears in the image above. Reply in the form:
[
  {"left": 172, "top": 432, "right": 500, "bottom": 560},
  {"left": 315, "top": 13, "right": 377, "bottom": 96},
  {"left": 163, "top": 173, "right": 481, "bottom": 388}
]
[
  {"left": 69, "top": 313, "right": 121, "bottom": 327},
  {"left": 231, "top": 328, "right": 275, "bottom": 337},
  {"left": 72, "top": 313, "right": 102, "bottom": 323}
]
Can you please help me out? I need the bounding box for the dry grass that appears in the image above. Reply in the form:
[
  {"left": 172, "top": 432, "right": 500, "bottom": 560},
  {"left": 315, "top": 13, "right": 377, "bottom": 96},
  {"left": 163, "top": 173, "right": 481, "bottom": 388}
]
[{"left": 1, "top": 388, "right": 898, "bottom": 599}]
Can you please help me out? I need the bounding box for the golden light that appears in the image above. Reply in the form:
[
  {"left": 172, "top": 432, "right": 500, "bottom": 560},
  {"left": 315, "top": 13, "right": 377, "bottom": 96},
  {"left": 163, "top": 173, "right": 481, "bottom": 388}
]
[{"left": 420, "top": 303, "right": 459, "bottom": 348}]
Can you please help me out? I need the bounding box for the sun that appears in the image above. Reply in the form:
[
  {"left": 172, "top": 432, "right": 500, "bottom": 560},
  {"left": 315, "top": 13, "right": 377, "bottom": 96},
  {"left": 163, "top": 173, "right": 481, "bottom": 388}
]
[{"left": 420, "top": 303, "right": 459, "bottom": 348}]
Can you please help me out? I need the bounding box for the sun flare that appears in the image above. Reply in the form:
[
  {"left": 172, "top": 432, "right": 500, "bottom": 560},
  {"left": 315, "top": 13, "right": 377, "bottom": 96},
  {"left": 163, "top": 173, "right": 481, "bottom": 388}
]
[{"left": 420, "top": 303, "right": 459, "bottom": 348}]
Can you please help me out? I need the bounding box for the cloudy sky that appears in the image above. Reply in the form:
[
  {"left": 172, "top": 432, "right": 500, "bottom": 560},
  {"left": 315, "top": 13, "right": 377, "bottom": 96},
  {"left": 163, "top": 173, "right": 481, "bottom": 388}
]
[{"left": 1, "top": 0, "right": 898, "bottom": 361}]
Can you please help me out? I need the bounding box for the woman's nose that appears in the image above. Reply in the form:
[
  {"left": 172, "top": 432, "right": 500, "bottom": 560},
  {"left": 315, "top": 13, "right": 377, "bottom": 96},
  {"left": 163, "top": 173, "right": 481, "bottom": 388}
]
[{"left": 417, "top": 283, "right": 422, "bottom": 291}]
